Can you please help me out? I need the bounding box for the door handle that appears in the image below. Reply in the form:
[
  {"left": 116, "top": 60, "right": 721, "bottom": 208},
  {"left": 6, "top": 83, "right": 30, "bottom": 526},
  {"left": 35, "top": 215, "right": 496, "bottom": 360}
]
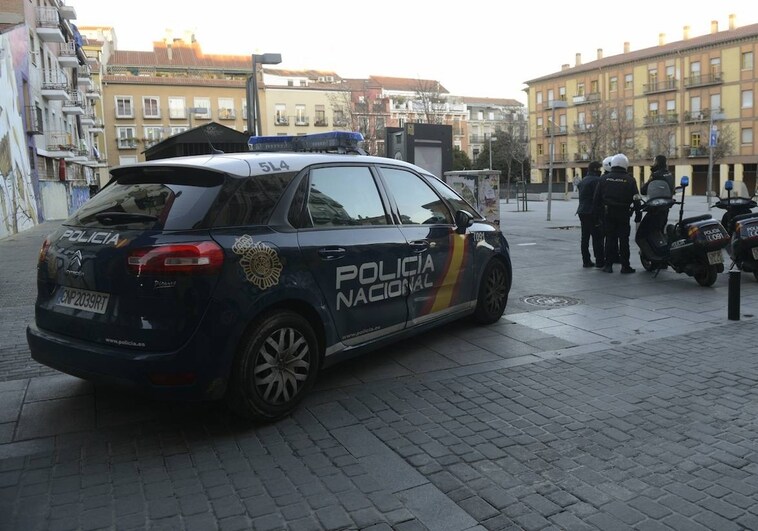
[
  {"left": 409, "top": 240, "right": 429, "bottom": 253},
  {"left": 318, "top": 247, "right": 346, "bottom": 260}
]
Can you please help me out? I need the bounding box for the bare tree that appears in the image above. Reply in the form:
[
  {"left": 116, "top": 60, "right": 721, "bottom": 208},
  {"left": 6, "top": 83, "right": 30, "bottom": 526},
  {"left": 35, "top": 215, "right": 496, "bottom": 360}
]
[
  {"left": 413, "top": 79, "right": 445, "bottom": 125},
  {"left": 327, "top": 82, "right": 386, "bottom": 155},
  {"left": 574, "top": 102, "right": 638, "bottom": 161}
]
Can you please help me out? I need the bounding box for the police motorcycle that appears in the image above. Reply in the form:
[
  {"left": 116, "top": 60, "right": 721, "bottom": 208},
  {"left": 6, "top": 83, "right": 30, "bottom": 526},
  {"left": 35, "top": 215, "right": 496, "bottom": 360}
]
[
  {"left": 713, "top": 180, "right": 758, "bottom": 281},
  {"left": 635, "top": 176, "right": 730, "bottom": 287}
]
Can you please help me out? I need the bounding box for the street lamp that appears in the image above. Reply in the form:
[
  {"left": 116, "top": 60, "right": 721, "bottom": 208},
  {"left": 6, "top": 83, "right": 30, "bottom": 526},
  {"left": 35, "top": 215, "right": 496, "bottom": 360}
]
[
  {"left": 706, "top": 110, "right": 726, "bottom": 207},
  {"left": 488, "top": 135, "right": 498, "bottom": 170},
  {"left": 546, "top": 99, "right": 568, "bottom": 221},
  {"left": 187, "top": 107, "right": 206, "bottom": 129},
  {"left": 246, "top": 53, "right": 282, "bottom": 136}
]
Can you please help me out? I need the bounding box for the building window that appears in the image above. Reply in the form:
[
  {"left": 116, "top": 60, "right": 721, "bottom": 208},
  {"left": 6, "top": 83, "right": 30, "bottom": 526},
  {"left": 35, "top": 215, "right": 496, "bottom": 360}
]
[
  {"left": 666, "top": 65, "right": 675, "bottom": 80},
  {"left": 168, "top": 97, "right": 186, "bottom": 119},
  {"left": 143, "top": 126, "right": 164, "bottom": 147},
  {"left": 648, "top": 102, "right": 659, "bottom": 116},
  {"left": 142, "top": 96, "right": 160, "bottom": 119},
  {"left": 547, "top": 89, "right": 554, "bottom": 102},
  {"left": 315, "top": 104, "right": 326, "bottom": 126},
  {"left": 742, "top": 51, "right": 754, "bottom": 70},
  {"left": 648, "top": 68, "right": 658, "bottom": 84},
  {"left": 170, "top": 126, "right": 188, "bottom": 136},
  {"left": 690, "top": 61, "right": 701, "bottom": 83},
  {"left": 624, "top": 74, "right": 633, "bottom": 89},
  {"left": 625, "top": 106, "right": 633, "bottom": 121},
  {"left": 666, "top": 99, "right": 676, "bottom": 115},
  {"left": 710, "top": 57, "right": 721, "bottom": 74},
  {"left": 558, "top": 87, "right": 566, "bottom": 101},
  {"left": 241, "top": 100, "right": 247, "bottom": 121},
  {"left": 537, "top": 144, "right": 543, "bottom": 156},
  {"left": 590, "top": 80, "right": 598, "bottom": 94},
  {"left": 115, "top": 96, "right": 133, "bottom": 118},
  {"left": 275, "top": 104, "right": 288, "bottom": 125},
  {"left": 741, "top": 128, "right": 753, "bottom": 145},
  {"left": 691, "top": 132, "right": 701, "bottom": 148},
  {"left": 742, "top": 90, "right": 753, "bottom": 109},
  {"left": 536, "top": 117, "right": 543, "bottom": 128},
  {"left": 711, "top": 94, "right": 721, "bottom": 112},
  {"left": 295, "top": 104, "right": 307, "bottom": 125},
  {"left": 577, "top": 83, "right": 585, "bottom": 96},
  {"left": 218, "top": 97, "right": 235, "bottom": 120},
  {"left": 117, "top": 126, "right": 136, "bottom": 148},
  {"left": 193, "top": 98, "right": 211, "bottom": 119},
  {"left": 609, "top": 77, "right": 618, "bottom": 92},
  {"left": 690, "top": 96, "right": 701, "bottom": 114},
  {"left": 536, "top": 92, "right": 543, "bottom": 104}
]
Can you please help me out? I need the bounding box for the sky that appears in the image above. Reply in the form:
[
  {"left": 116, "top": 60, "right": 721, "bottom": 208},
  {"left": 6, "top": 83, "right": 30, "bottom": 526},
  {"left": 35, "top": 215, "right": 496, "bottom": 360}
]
[{"left": 68, "top": 0, "right": 758, "bottom": 105}]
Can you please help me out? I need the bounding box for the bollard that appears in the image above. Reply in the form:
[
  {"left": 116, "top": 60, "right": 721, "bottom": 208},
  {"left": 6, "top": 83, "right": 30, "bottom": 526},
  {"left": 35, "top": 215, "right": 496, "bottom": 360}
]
[{"left": 728, "top": 269, "right": 741, "bottom": 320}]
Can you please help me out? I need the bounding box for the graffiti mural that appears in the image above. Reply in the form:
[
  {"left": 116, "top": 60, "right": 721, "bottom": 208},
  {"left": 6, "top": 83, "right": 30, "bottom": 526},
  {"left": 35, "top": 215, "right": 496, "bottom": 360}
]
[{"left": 0, "top": 28, "right": 38, "bottom": 239}]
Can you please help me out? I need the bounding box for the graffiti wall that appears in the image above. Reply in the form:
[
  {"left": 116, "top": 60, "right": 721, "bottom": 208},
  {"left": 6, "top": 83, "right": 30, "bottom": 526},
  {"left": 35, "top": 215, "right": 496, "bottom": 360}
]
[{"left": 0, "top": 27, "right": 38, "bottom": 239}]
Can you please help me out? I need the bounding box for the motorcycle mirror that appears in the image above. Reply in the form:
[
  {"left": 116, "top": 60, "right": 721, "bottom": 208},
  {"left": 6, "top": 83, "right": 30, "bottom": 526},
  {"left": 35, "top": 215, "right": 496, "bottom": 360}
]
[
  {"left": 725, "top": 180, "right": 734, "bottom": 191},
  {"left": 680, "top": 176, "right": 689, "bottom": 187},
  {"left": 633, "top": 194, "right": 642, "bottom": 201}
]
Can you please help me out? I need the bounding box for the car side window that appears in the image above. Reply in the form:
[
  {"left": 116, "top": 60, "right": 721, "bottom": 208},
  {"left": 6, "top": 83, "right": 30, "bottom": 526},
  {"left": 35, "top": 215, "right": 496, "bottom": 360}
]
[
  {"left": 213, "top": 172, "right": 297, "bottom": 227},
  {"left": 306, "top": 166, "right": 388, "bottom": 227},
  {"left": 380, "top": 167, "right": 453, "bottom": 225},
  {"left": 426, "top": 176, "right": 483, "bottom": 219}
]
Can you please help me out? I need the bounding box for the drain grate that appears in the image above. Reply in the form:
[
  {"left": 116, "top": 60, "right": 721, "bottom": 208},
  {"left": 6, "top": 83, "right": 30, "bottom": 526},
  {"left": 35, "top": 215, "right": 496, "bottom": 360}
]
[
  {"left": 547, "top": 226, "right": 581, "bottom": 230},
  {"left": 520, "top": 294, "right": 582, "bottom": 307}
]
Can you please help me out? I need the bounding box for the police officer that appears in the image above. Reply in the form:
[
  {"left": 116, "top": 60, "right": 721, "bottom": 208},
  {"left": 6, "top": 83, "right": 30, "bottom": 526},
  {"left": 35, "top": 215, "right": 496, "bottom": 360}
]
[
  {"left": 593, "top": 153, "right": 639, "bottom": 273},
  {"left": 640, "top": 154, "right": 675, "bottom": 233},
  {"left": 602, "top": 156, "right": 613, "bottom": 175},
  {"left": 576, "top": 161, "right": 605, "bottom": 268}
]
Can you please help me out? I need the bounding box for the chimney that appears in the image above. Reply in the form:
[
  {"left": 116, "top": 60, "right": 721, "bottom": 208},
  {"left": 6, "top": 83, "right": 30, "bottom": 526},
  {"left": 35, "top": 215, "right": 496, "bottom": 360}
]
[
  {"left": 575, "top": 53, "right": 582, "bottom": 67},
  {"left": 561, "top": 63, "right": 570, "bottom": 71},
  {"left": 597, "top": 48, "right": 603, "bottom": 60},
  {"left": 711, "top": 20, "right": 719, "bottom": 33},
  {"left": 167, "top": 43, "right": 172, "bottom": 61},
  {"left": 659, "top": 33, "right": 665, "bottom": 46},
  {"left": 729, "top": 14, "right": 736, "bottom": 30},
  {"left": 683, "top": 25, "right": 690, "bottom": 40},
  {"left": 624, "top": 41, "right": 630, "bottom": 53}
]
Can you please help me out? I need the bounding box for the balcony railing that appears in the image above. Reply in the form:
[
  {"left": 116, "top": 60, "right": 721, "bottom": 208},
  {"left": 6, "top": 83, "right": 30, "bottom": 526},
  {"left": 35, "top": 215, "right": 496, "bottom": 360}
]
[
  {"left": 574, "top": 123, "right": 595, "bottom": 134},
  {"left": 24, "top": 106, "right": 44, "bottom": 135},
  {"left": 36, "top": 7, "right": 64, "bottom": 43},
  {"left": 117, "top": 138, "right": 137, "bottom": 149},
  {"left": 41, "top": 69, "right": 68, "bottom": 91},
  {"left": 685, "top": 146, "right": 708, "bottom": 158},
  {"left": 314, "top": 118, "right": 328, "bottom": 127},
  {"left": 275, "top": 116, "right": 289, "bottom": 126},
  {"left": 643, "top": 79, "right": 678, "bottom": 94},
  {"left": 295, "top": 117, "right": 309, "bottom": 126},
  {"left": 58, "top": 42, "right": 78, "bottom": 67},
  {"left": 574, "top": 152, "right": 591, "bottom": 161},
  {"left": 545, "top": 98, "right": 568, "bottom": 109},
  {"left": 643, "top": 113, "right": 679, "bottom": 127},
  {"left": 572, "top": 93, "right": 600, "bottom": 105},
  {"left": 218, "top": 108, "right": 236, "bottom": 120},
  {"left": 46, "top": 131, "right": 74, "bottom": 152},
  {"left": 544, "top": 125, "right": 568, "bottom": 136},
  {"left": 684, "top": 73, "right": 722, "bottom": 88},
  {"left": 333, "top": 118, "right": 348, "bottom": 127}
]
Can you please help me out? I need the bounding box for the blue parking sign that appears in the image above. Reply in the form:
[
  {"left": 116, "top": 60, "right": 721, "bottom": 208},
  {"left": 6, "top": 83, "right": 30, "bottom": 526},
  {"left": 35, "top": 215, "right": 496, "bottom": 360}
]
[{"left": 709, "top": 125, "right": 718, "bottom": 147}]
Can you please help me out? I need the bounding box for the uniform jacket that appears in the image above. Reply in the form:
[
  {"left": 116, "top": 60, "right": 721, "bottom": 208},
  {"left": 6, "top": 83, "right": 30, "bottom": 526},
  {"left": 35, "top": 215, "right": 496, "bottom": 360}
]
[
  {"left": 576, "top": 171, "right": 603, "bottom": 215},
  {"left": 593, "top": 168, "right": 639, "bottom": 218},
  {"left": 641, "top": 167, "right": 674, "bottom": 196}
]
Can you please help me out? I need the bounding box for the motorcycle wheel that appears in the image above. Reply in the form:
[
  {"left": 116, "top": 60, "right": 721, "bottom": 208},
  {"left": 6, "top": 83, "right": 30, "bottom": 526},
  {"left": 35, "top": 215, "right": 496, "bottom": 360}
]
[
  {"left": 640, "top": 254, "right": 655, "bottom": 272},
  {"left": 695, "top": 265, "right": 718, "bottom": 287},
  {"left": 753, "top": 271, "right": 758, "bottom": 282}
]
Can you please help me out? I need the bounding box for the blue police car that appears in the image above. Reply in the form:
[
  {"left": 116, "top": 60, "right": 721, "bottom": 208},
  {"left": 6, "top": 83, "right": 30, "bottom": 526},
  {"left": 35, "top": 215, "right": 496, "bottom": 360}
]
[{"left": 27, "top": 132, "right": 512, "bottom": 421}]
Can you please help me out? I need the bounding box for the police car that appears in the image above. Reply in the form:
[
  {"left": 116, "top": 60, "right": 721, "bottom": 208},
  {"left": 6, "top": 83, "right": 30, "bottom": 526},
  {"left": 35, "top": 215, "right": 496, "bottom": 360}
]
[{"left": 27, "top": 132, "right": 512, "bottom": 421}]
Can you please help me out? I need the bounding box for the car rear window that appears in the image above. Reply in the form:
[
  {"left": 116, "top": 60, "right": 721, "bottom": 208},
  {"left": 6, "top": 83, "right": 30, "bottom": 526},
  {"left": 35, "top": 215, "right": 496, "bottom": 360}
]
[{"left": 69, "top": 167, "right": 225, "bottom": 230}]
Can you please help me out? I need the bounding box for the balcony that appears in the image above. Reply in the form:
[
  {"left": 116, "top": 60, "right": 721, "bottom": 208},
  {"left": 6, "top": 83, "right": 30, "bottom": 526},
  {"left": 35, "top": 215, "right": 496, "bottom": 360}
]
[
  {"left": 683, "top": 109, "right": 718, "bottom": 123},
  {"left": 574, "top": 152, "right": 591, "bottom": 161},
  {"left": 45, "top": 131, "right": 75, "bottom": 155},
  {"left": 545, "top": 98, "right": 568, "bottom": 110},
  {"left": 643, "top": 113, "right": 679, "bottom": 127},
  {"left": 643, "top": 79, "right": 678, "bottom": 94},
  {"left": 57, "top": 1, "right": 77, "bottom": 20},
  {"left": 684, "top": 73, "right": 722, "bottom": 88},
  {"left": 295, "top": 117, "right": 309, "bottom": 126},
  {"left": 36, "top": 7, "right": 64, "bottom": 43},
  {"left": 574, "top": 123, "right": 595, "bottom": 134},
  {"left": 275, "top": 116, "right": 289, "bottom": 126},
  {"left": 572, "top": 93, "right": 600, "bottom": 106},
  {"left": 685, "top": 146, "right": 708, "bottom": 158},
  {"left": 77, "top": 65, "right": 92, "bottom": 87},
  {"left": 62, "top": 90, "right": 84, "bottom": 114},
  {"left": 117, "top": 138, "right": 138, "bottom": 150},
  {"left": 24, "top": 106, "right": 44, "bottom": 135},
  {"left": 41, "top": 70, "right": 69, "bottom": 100},
  {"left": 57, "top": 41, "right": 79, "bottom": 68},
  {"left": 80, "top": 110, "right": 95, "bottom": 126},
  {"left": 85, "top": 88, "right": 101, "bottom": 100},
  {"left": 314, "top": 118, "right": 328, "bottom": 127},
  {"left": 89, "top": 119, "right": 104, "bottom": 133},
  {"left": 544, "top": 125, "right": 568, "bottom": 136}
]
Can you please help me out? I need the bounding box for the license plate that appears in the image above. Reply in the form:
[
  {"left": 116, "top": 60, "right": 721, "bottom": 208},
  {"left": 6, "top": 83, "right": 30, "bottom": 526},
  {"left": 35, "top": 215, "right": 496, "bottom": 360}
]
[
  {"left": 752, "top": 247, "right": 758, "bottom": 260},
  {"left": 57, "top": 286, "right": 110, "bottom": 315},
  {"left": 707, "top": 251, "right": 723, "bottom": 265}
]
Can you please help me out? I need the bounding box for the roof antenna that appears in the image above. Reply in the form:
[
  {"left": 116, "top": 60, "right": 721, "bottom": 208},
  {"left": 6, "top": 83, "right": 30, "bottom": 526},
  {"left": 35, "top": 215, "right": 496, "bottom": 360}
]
[{"left": 201, "top": 129, "right": 224, "bottom": 155}]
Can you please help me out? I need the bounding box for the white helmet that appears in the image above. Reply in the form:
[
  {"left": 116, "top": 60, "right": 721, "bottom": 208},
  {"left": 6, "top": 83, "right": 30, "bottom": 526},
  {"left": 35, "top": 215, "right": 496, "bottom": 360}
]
[
  {"left": 602, "top": 156, "right": 613, "bottom": 172},
  {"left": 611, "top": 153, "right": 629, "bottom": 170}
]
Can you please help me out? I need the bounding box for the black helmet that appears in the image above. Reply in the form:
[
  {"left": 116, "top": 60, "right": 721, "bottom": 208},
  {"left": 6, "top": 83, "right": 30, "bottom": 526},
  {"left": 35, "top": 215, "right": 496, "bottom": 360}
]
[
  {"left": 588, "top": 160, "right": 602, "bottom": 173},
  {"left": 653, "top": 155, "right": 667, "bottom": 170}
]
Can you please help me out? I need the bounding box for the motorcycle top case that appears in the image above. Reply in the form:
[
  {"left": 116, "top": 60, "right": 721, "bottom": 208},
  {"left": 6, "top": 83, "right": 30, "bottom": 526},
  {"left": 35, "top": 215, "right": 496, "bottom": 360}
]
[
  {"left": 733, "top": 212, "right": 758, "bottom": 256},
  {"left": 686, "top": 219, "right": 730, "bottom": 251}
]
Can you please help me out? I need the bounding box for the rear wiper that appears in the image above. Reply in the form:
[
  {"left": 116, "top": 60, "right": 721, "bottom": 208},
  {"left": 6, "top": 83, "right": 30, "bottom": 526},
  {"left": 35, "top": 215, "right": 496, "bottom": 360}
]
[{"left": 94, "top": 212, "right": 159, "bottom": 225}]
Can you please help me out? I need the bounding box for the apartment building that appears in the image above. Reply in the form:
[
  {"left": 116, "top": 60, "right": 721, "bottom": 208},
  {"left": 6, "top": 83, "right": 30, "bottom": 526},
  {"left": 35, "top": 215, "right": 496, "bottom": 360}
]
[
  {"left": 525, "top": 14, "right": 758, "bottom": 195},
  {"left": 0, "top": 0, "right": 102, "bottom": 236},
  {"left": 462, "top": 97, "right": 528, "bottom": 162}
]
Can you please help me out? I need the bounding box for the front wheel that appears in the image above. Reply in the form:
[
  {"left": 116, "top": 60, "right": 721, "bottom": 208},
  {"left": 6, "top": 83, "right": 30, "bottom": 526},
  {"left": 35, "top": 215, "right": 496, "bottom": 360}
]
[
  {"left": 694, "top": 265, "right": 718, "bottom": 287},
  {"left": 640, "top": 253, "right": 655, "bottom": 272},
  {"left": 226, "top": 310, "right": 320, "bottom": 422},
  {"left": 473, "top": 259, "right": 510, "bottom": 324}
]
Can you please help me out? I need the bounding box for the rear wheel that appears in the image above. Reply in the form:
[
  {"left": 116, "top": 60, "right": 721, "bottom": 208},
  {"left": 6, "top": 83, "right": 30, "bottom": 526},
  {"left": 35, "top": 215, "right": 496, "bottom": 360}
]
[
  {"left": 473, "top": 259, "right": 510, "bottom": 324},
  {"left": 694, "top": 265, "right": 718, "bottom": 287},
  {"left": 640, "top": 253, "right": 655, "bottom": 272},
  {"left": 227, "top": 310, "right": 319, "bottom": 422}
]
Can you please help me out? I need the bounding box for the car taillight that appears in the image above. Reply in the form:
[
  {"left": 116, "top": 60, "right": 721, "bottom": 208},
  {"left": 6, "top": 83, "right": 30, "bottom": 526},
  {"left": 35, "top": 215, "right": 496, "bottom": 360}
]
[
  {"left": 128, "top": 241, "right": 224, "bottom": 276},
  {"left": 38, "top": 236, "right": 52, "bottom": 263}
]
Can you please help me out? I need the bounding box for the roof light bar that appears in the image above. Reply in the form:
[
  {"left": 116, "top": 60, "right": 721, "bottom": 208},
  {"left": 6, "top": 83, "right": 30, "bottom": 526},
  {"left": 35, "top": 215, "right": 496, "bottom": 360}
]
[{"left": 248, "top": 131, "right": 365, "bottom": 154}]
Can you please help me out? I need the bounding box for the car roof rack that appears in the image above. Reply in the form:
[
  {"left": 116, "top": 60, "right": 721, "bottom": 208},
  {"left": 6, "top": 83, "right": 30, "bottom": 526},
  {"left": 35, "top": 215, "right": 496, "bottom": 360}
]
[{"left": 248, "top": 131, "right": 366, "bottom": 155}]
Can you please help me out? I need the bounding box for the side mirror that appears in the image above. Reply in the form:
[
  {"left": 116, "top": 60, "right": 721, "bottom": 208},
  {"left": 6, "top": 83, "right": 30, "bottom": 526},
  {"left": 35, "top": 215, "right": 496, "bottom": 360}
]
[
  {"left": 725, "top": 180, "right": 734, "bottom": 191},
  {"left": 680, "top": 176, "right": 689, "bottom": 187},
  {"left": 454, "top": 210, "right": 474, "bottom": 233}
]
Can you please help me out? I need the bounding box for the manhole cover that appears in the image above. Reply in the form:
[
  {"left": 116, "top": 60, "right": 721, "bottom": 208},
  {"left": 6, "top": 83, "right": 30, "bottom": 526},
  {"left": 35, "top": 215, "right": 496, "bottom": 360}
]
[
  {"left": 520, "top": 294, "right": 582, "bottom": 307},
  {"left": 547, "top": 226, "right": 581, "bottom": 230}
]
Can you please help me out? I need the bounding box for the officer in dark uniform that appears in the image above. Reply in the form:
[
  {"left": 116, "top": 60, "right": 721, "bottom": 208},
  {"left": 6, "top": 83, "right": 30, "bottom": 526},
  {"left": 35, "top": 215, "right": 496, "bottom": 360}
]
[
  {"left": 640, "top": 154, "right": 675, "bottom": 233},
  {"left": 576, "top": 161, "right": 605, "bottom": 268},
  {"left": 593, "top": 153, "right": 639, "bottom": 274}
]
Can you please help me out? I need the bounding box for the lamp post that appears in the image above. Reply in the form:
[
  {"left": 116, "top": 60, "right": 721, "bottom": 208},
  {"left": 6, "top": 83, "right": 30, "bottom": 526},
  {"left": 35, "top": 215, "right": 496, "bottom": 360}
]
[
  {"left": 246, "top": 53, "right": 282, "bottom": 136},
  {"left": 546, "top": 99, "right": 567, "bottom": 221},
  {"left": 706, "top": 110, "right": 726, "bottom": 207},
  {"left": 488, "top": 135, "right": 497, "bottom": 170},
  {"left": 187, "top": 107, "right": 205, "bottom": 130}
]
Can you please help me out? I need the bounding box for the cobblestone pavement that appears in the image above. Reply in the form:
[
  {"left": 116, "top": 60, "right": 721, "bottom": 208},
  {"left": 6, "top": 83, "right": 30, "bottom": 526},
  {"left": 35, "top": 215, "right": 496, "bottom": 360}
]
[{"left": 1, "top": 198, "right": 758, "bottom": 530}]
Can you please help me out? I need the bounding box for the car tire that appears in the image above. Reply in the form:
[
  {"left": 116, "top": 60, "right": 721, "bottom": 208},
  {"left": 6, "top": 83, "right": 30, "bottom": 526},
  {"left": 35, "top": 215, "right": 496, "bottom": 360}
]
[
  {"left": 226, "top": 310, "right": 319, "bottom": 422},
  {"left": 473, "top": 259, "right": 510, "bottom": 325}
]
